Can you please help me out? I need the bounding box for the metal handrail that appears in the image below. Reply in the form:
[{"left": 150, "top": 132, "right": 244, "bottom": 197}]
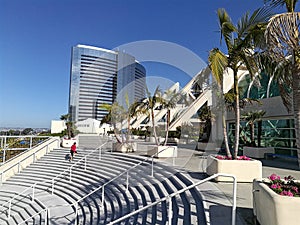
[
  {"left": 0, "top": 137, "right": 59, "bottom": 184},
  {"left": 0, "top": 139, "right": 110, "bottom": 218},
  {"left": 5, "top": 142, "right": 176, "bottom": 224},
  {"left": 17, "top": 198, "right": 48, "bottom": 225},
  {"left": 108, "top": 173, "right": 237, "bottom": 225},
  {"left": 73, "top": 145, "right": 175, "bottom": 206}
]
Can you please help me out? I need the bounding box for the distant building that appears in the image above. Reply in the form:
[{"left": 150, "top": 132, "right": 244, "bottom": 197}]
[{"left": 69, "top": 44, "right": 146, "bottom": 123}]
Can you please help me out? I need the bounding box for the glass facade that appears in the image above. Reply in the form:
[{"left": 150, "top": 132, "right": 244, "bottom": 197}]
[
  {"left": 69, "top": 45, "right": 146, "bottom": 122},
  {"left": 227, "top": 72, "right": 295, "bottom": 157}
]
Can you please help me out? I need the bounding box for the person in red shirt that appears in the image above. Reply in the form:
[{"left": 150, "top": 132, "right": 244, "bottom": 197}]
[{"left": 70, "top": 142, "right": 77, "bottom": 161}]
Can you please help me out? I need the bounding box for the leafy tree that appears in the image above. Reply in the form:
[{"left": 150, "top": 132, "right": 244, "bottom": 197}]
[{"left": 208, "top": 7, "right": 272, "bottom": 159}]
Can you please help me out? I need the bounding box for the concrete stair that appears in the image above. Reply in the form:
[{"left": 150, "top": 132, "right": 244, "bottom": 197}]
[{"left": 0, "top": 146, "right": 206, "bottom": 224}]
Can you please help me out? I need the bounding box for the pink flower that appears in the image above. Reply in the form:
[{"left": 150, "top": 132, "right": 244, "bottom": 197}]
[
  {"left": 270, "top": 184, "right": 281, "bottom": 189},
  {"left": 280, "top": 190, "right": 294, "bottom": 197},
  {"left": 237, "top": 155, "right": 251, "bottom": 160},
  {"left": 269, "top": 174, "right": 280, "bottom": 181}
]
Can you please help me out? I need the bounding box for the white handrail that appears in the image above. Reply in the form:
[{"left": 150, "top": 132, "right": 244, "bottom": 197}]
[
  {"left": 0, "top": 138, "right": 59, "bottom": 185},
  {"left": 0, "top": 140, "right": 110, "bottom": 218},
  {"left": 4, "top": 142, "right": 177, "bottom": 224},
  {"left": 73, "top": 145, "right": 175, "bottom": 207},
  {"left": 108, "top": 173, "right": 237, "bottom": 225}
]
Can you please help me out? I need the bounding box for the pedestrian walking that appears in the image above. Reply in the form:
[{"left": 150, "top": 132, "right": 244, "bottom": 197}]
[{"left": 70, "top": 142, "right": 77, "bottom": 161}]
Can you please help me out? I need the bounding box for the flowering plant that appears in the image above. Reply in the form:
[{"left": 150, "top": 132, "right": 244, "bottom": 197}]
[
  {"left": 214, "top": 155, "right": 251, "bottom": 160},
  {"left": 266, "top": 173, "right": 300, "bottom": 197}
]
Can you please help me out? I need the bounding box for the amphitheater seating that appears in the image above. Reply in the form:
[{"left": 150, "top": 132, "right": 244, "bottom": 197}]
[{"left": 0, "top": 145, "right": 206, "bottom": 225}]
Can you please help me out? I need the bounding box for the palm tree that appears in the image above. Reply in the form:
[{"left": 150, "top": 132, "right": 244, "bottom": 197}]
[
  {"left": 160, "top": 89, "right": 182, "bottom": 146},
  {"left": 261, "top": 0, "right": 300, "bottom": 164},
  {"left": 208, "top": 7, "right": 272, "bottom": 159},
  {"left": 60, "top": 114, "right": 74, "bottom": 139},
  {"left": 100, "top": 102, "right": 126, "bottom": 143},
  {"left": 241, "top": 110, "right": 266, "bottom": 147},
  {"left": 138, "top": 86, "right": 164, "bottom": 145}
]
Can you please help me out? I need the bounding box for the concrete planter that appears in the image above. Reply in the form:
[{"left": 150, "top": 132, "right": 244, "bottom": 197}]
[
  {"left": 147, "top": 145, "right": 178, "bottom": 158},
  {"left": 61, "top": 138, "right": 77, "bottom": 148},
  {"left": 206, "top": 155, "right": 262, "bottom": 182},
  {"left": 243, "top": 146, "right": 275, "bottom": 159},
  {"left": 113, "top": 142, "right": 137, "bottom": 153},
  {"left": 253, "top": 179, "right": 300, "bottom": 225}
]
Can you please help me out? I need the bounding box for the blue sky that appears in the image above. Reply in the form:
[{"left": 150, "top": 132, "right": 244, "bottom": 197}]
[{"left": 0, "top": 0, "right": 291, "bottom": 128}]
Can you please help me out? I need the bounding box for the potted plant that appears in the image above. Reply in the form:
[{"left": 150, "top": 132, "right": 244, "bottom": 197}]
[
  {"left": 100, "top": 95, "right": 139, "bottom": 153},
  {"left": 138, "top": 86, "right": 181, "bottom": 158},
  {"left": 241, "top": 110, "right": 275, "bottom": 158},
  {"left": 253, "top": 174, "right": 300, "bottom": 225},
  {"left": 205, "top": 7, "right": 272, "bottom": 181},
  {"left": 206, "top": 154, "right": 262, "bottom": 182}
]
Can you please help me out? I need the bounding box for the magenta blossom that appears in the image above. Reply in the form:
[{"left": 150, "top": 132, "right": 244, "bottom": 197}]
[
  {"left": 280, "top": 190, "right": 294, "bottom": 197},
  {"left": 265, "top": 173, "right": 300, "bottom": 197},
  {"left": 269, "top": 174, "right": 281, "bottom": 181}
]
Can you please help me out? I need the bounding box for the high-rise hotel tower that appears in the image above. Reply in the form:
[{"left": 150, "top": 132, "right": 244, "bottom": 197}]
[{"left": 69, "top": 44, "right": 146, "bottom": 122}]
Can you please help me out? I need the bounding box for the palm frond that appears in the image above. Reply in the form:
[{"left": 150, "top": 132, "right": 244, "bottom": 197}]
[
  {"left": 264, "top": 0, "right": 298, "bottom": 12},
  {"left": 217, "top": 8, "right": 236, "bottom": 49},
  {"left": 208, "top": 48, "right": 228, "bottom": 86}
]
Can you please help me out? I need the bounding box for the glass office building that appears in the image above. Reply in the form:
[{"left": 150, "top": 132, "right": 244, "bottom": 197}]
[{"left": 69, "top": 45, "right": 146, "bottom": 122}]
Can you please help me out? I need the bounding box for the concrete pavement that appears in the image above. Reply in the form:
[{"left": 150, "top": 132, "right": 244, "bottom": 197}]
[{"left": 133, "top": 141, "right": 300, "bottom": 225}]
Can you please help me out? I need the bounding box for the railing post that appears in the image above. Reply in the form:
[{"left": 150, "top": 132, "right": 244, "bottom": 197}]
[
  {"left": 30, "top": 136, "right": 33, "bottom": 148},
  {"left": 51, "top": 178, "right": 54, "bottom": 195},
  {"left": 232, "top": 176, "right": 237, "bottom": 225},
  {"left": 18, "top": 161, "right": 21, "bottom": 173},
  {"left": 32, "top": 183, "right": 35, "bottom": 202},
  {"left": 172, "top": 147, "right": 175, "bottom": 166},
  {"left": 3, "top": 148, "right": 6, "bottom": 164},
  {"left": 168, "top": 196, "right": 172, "bottom": 225},
  {"left": 99, "top": 147, "right": 102, "bottom": 160},
  {"left": 44, "top": 208, "right": 48, "bottom": 225},
  {"left": 33, "top": 152, "right": 36, "bottom": 162},
  {"left": 101, "top": 186, "right": 105, "bottom": 207},
  {"left": 47, "top": 208, "right": 50, "bottom": 225},
  {"left": 126, "top": 171, "right": 129, "bottom": 192},
  {"left": 8, "top": 199, "right": 12, "bottom": 219},
  {"left": 151, "top": 157, "right": 154, "bottom": 177},
  {"left": 0, "top": 172, "right": 3, "bottom": 186},
  {"left": 84, "top": 156, "right": 87, "bottom": 171},
  {"left": 75, "top": 202, "right": 78, "bottom": 225},
  {"left": 69, "top": 167, "right": 72, "bottom": 182}
]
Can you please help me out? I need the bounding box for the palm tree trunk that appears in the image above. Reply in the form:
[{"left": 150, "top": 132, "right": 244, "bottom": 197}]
[
  {"left": 257, "top": 121, "right": 262, "bottom": 147},
  {"left": 151, "top": 109, "right": 159, "bottom": 145},
  {"left": 164, "top": 109, "right": 170, "bottom": 146},
  {"left": 250, "top": 122, "right": 255, "bottom": 147},
  {"left": 292, "top": 54, "right": 300, "bottom": 166},
  {"left": 221, "top": 84, "right": 232, "bottom": 158},
  {"left": 233, "top": 69, "right": 240, "bottom": 159}
]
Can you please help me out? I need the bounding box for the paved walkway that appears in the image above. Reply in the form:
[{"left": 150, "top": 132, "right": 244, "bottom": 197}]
[{"left": 133, "top": 141, "right": 300, "bottom": 225}]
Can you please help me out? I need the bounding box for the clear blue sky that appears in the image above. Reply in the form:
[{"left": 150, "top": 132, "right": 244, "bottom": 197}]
[{"left": 0, "top": 0, "right": 291, "bottom": 128}]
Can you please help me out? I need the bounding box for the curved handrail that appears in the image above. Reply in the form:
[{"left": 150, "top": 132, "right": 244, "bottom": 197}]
[
  {"left": 16, "top": 198, "right": 48, "bottom": 225},
  {"left": 0, "top": 139, "right": 110, "bottom": 217},
  {"left": 108, "top": 173, "right": 237, "bottom": 225},
  {"left": 5, "top": 142, "right": 176, "bottom": 224},
  {"left": 73, "top": 145, "right": 175, "bottom": 206}
]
